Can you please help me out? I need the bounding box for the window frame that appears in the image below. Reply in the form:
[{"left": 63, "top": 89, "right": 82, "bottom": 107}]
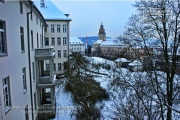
[
  {"left": 20, "top": 26, "right": 25, "bottom": 52},
  {"left": 57, "top": 37, "right": 61, "bottom": 45},
  {"left": 0, "top": 20, "right": 7, "bottom": 56},
  {"left": 58, "top": 50, "right": 61, "bottom": 58},
  {"left": 51, "top": 37, "right": 55, "bottom": 46},
  {"left": 57, "top": 24, "right": 60, "bottom": 33},
  {"left": 31, "top": 30, "right": 33, "bottom": 50},
  {"left": 63, "top": 50, "right": 67, "bottom": 58},
  {"left": 63, "top": 37, "right": 66, "bottom": 45},
  {"left": 22, "top": 67, "right": 27, "bottom": 93},
  {"left": 51, "top": 24, "right": 54, "bottom": 33},
  {"left": 63, "top": 24, "right": 66, "bottom": 33},
  {"left": 45, "top": 37, "right": 49, "bottom": 46},
  {"left": 2, "top": 76, "right": 11, "bottom": 113},
  {"left": 58, "top": 63, "right": 61, "bottom": 71}
]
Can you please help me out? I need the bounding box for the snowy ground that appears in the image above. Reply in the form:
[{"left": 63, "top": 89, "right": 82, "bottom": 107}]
[
  {"left": 51, "top": 56, "right": 118, "bottom": 120},
  {"left": 52, "top": 56, "right": 180, "bottom": 119}
]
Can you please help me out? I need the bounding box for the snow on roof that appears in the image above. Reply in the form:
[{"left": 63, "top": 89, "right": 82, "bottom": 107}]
[
  {"left": 70, "top": 37, "right": 84, "bottom": 44},
  {"left": 93, "top": 40, "right": 104, "bottom": 44},
  {"left": 128, "top": 60, "right": 142, "bottom": 66},
  {"left": 115, "top": 58, "right": 130, "bottom": 62},
  {"left": 33, "top": 0, "right": 71, "bottom": 20}
]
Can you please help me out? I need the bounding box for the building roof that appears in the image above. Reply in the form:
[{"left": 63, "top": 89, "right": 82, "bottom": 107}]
[
  {"left": 33, "top": 0, "right": 71, "bottom": 21},
  {"left": 70, "top": 37, "right": 84, "bottom": 44}
]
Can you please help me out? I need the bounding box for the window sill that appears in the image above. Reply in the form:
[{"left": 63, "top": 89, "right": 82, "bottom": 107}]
[
  {"left": 21, "top": 51, "right": 25, "bottom": 53},
  {"left": 5, "top": 106, "right": 11, "bottom": 114},
  {"left": 0, "top": 53, "right": 8, "bottom": 57}
]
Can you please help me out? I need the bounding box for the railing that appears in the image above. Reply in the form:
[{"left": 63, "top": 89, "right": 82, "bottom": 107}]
[{"left": 35, "top": 47, "right": 54, "bottom": 57}]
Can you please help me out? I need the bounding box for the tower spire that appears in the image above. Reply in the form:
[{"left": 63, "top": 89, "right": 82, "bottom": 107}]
[{"left": 98, "top": 22, "right": 106, "bottom": 41}]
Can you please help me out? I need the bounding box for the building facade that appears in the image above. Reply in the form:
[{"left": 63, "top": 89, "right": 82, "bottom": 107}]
[
  {"left": 92, "top": 23, "right": 153, "bottom": 60},
  {"left": 0, "top": 0, "right": 61, "bottom": 119},
  {"left": 34, "top": 1, "right": 71, "bottom": 76},
  {"left": 70, "top": 37, "right": 85, "bottom": 54}
]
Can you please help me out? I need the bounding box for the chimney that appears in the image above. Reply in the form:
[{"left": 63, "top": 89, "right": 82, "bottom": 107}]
[{"left": 64, "top": 14, "right": 69, "bottom": 17}]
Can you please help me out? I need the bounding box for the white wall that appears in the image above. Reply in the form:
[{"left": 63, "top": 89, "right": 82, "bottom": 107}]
[{"left": 0, "top": 1, "right": 45, "bottom": 120}]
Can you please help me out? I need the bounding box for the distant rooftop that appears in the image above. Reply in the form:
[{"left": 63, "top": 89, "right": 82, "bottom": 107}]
[
  {"left": 70, "top": 37, "right": 84, "bottom": 44},
  {"left": 33, "top": 0, "right": 71, "bottom": 21}
]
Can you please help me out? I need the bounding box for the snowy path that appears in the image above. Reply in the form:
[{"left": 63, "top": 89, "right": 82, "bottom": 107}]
[{"left": 52, "top": 81, "right": 75, "bottom": 120}]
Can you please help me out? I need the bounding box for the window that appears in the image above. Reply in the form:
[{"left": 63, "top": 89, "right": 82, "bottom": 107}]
[
  {"left": 20, "top": 2, "right": 23, "bottom": 14},
  {"left": 63, "top": 50, "right": 67, "bottom": 58},
  {"left": 25, "top": 105, "right": 29, "bottom": 120},
  {"left": 22, "top": 68, "right": 27, "bottom": 93},
  {"left": 57, "top": 24, "right": 60, "bottom": 33},
  {"left": 51, "top": 37, "right": 55, "bottom": 46},
  {"left": 37, "top": 33, "right": 39, "bottom": 48},
  {"left": 45, "top": 38, "right": 49, "bottom": 46},
  {"left": 31, "top": 30, "right": 33, "bottom": 49},
  {"left": 58, "top": 63, "right": 61, "bottom": 71},
  {"left": 46, "top": 64, "right": 49, "bottom": 70},
  {"left": 32, "top": 62, "right": 35, "bottom": 81},
  {"left": 63, "top": 24, "right": 66, "bottom": 33},
  {"left": 0, "top": 20, "right": 7, "bottom": 56},
  {"left": 54, "top": 63, "right": 56, "bottom": 71},
  {"left": 51, "top": 24, "right": 54, "bottom": 33},
  {"left": 63, "top": 37, "right": 66, "bottom": 45},
  {"left": 57, "top": 37, "right": 61, "bottom": 45},
  {"left": 58, "top": 50, "right": 61, "bottom": 58},
  {"left": 20, "top": 27, "right": 25, "bottom": 52},
  {"left": 2, "top": 77, "right": 11, "bottom": 113}
]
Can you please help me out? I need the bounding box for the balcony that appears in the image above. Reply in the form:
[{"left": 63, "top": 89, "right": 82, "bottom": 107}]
[{"left": 35, "top": 47, "right": 55, "bottom": 58}]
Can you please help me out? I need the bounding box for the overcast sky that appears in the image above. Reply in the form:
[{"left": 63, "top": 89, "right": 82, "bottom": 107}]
[{"left": 51, "top": 0, "right": 137, "bottom": 38}]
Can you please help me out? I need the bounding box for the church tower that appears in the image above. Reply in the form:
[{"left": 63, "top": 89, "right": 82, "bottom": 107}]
[{"left": 98, "top": 23, "right": 106, "bottom": 41}]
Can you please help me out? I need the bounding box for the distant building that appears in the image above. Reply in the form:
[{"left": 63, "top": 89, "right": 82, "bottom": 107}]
[
  {"left": 92, "top": 23, "right": 153, "bottom": 60},
  {"left": 98, "top": 23, "right": 106, "bottom": 40},
  {"left": 34, "top": 1, "right": 72, "bottom": 75},
  {"left": 70, "top": 37, "right": 85, "bottom": 54}
]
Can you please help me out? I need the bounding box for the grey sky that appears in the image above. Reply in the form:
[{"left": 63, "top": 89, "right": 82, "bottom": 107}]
[{"left": 51, "top": 0, "right": 137, "bottom": 38}]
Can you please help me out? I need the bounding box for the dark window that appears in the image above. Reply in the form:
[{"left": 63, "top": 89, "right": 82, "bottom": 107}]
[
  {"left": 0, "top": 20, "right": 7, "bottom": 56},
  {"left": 51, "top": 37, "right": 55, "bottom": 46},
  {"left": 57, "top": 24, "right": 60, "bottom": 32},
  {"left": 20, "top": 27, "right": 25, "bottom": 52},
  {"left": 31, "top": 30, "right": 33, "bottom": 49},
  {"left": 22, "top": 67, "right": 27, "bottom": 93},
  {"left": 45, "top": 38, "right": 49, "bottom": 46},
  {"left": 51, "top": 24, "right": 54, "bottom": 33},
  {"left": 57, "top": 37, "right": 61, "bottom": 45},
  {"left": 58, "top": 63, "right": 61, "bottom": 71}
]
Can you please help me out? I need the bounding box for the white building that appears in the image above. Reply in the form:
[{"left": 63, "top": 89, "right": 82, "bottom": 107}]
[
  {"left": 70, "top": 37, "right": 85, "bottom": 54},
  {"left": 0, "top": 0, "right": 58, "bottom": 119},
  {"left": 34, "top": 1, "right": 71, "bottom": 76}
]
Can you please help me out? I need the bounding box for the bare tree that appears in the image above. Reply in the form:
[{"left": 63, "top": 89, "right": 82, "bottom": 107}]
[{"left": 113, "top": 0, "right": 180, "bottom": 119}]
